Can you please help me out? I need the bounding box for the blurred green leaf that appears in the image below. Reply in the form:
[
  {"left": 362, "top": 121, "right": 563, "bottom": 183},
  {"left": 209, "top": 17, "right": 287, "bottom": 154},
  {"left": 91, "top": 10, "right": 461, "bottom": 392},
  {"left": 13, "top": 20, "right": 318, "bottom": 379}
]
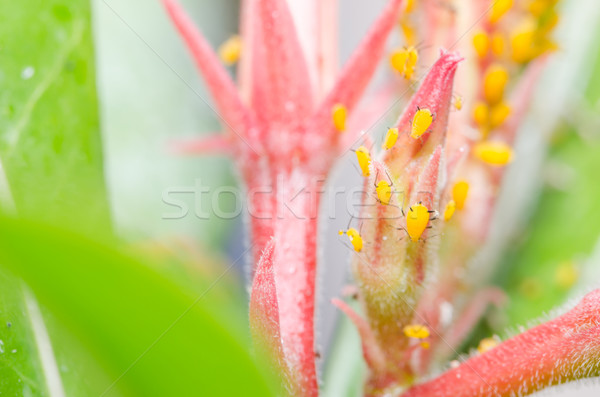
[
  {"left": 0, "top": 0, "right": 110, "bottom": 234},
  {"left": 0, "top": 2, "right": 114, "bottom": 395},
  {"left": 488, "top": 27, "right": 600, "bottom": 330},
  {"left": 0, "top": 272, "right": 49, "bottom": 395},
  {"left": 0, "top": 216, "right": 274, "bottom": 396}
]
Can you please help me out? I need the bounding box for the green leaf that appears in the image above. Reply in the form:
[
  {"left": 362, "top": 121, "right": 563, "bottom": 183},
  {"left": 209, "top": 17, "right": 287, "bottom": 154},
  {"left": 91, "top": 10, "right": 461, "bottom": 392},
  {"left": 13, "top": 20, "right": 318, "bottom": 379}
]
[
  {"left": 0, "top": 0, "right": 110, "bottom": 234},
  {"left": 0, "top": 271, "right": 50, "bottom": 396},
  {"left": 0, "top": 215, "right": 275, "bottom": 396}
]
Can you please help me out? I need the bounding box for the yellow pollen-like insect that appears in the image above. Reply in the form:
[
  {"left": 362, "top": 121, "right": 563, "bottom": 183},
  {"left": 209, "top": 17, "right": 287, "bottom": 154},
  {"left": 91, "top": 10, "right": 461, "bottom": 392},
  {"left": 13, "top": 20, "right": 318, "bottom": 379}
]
[
  {"left": 443, "top": 200, "right": 456, "bottom": 221},
  {"left": 403, "top": 324, "right": 430, "bottom": 339},
  {"left": 473, "top": 31, "right": 490, "bottom": 59},
  {"left": 411, "top": 107, "right": 434, "bottom": 139},
  {"left": 406, "top": 202, "right": 432, "bottom": 242},
  {"left": 390, "top": 46, "right": 419, "bottom": 80},
  {"left": 491, "top": 33, "right": 506, "bottom": 57},
  {"left": 483, "top": 65, "right": 509, "bottom": 106},
  {"left": 383, "top": 127, "right": 399, "bottom": 150},
  {"left": 453, "top": 95, "right": 463, "bottom": 111},
  {"left": 489, "top": 0, "right": 514, "bottom": 25},
  {"left": 452, "top": 181, "right": 469, "bottom": 210},
  {"left": 474, "top": 141, "right": 514, "bottom": 166},
  {"left": 332, "top": 104, "right": 347, "bottom": 132},
  {"left": 218, "top": 35, "right": 242, "bottom": 65},
  {"left": 355, "top": 146, "right": 372, "bottom": 177},
  {"left": 339, "top": 228, "right": 363, "bottom": 252},
  {"left": 489, "top": 102, "right": 511, "bottom": 129},
  {"left": 375, "top": 180, "right": 392, "bottom": 205},
  {"left": 477, "top": 337, "right": 499, "bottom": 354},
  {"left": 473, "top": 102, "right": 489, "bottom": 130}
]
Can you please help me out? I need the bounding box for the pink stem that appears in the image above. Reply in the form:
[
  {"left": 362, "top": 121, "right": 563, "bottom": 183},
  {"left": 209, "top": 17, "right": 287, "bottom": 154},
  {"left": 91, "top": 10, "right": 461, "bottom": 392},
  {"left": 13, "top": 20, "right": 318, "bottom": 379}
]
[{"left": 403, "top": 290, "right": 600, "bottom": 397}]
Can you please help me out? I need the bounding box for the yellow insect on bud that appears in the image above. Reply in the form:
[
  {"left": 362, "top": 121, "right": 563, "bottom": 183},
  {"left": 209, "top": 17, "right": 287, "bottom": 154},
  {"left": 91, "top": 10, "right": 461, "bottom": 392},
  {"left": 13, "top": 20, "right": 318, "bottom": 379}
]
[
  {"left": 383, "top": 127, "right": 399, "bottom": 150},
  {"left": 473, "top": 102, "right": 489, "bottom": 129},
  {"left": 443, "top": 200, "right": 456, "bottom": 221},
  {"left": 400, "top": 20, "right": 417, "bottom": 47},
  {"left": 473, "top": 31, "right": 490, "bottom": 59},
  {"left": 376, "top": 180, "right": 392, "bottom": 205},
  {"left": 390, "top": 49, "right": 409, "bottom": 75},
  {"left": 218, "top": 35, "right": 242, "bottom": 65},
  {"left": 473, "top": 141, "right": 514, "bottom": 166},
  {"left": 489, "top": 0, "right": 513, "bottom": 24},
  {"left": 405, "top": 47, "right": 419, "bottom": 80},
  {"left": 489, "top": 102, "right": 511, "bottom": 129},
  {"left": 406, "top": 202, "right": 431, "bottom": 242},
  {"left": 452, "top": 181, "right": 469, "bottom": 210},
  {"left": 390, "top": 47, "right": 418, "bottom": 80},
  {"left": 477, "top": 337, "right": 499, "bottom": 354},
  {"left": 403, "top": 324, "right": 430, "bottom": 339},
  {"left": 355, "top": 146, "right": 372, "bottom": 177},
  {"left": 411, "top": 107, "right": 434, "bottom": 139},
  {"left": 453, "top": 95, "right": 463, "bottom": 111},
  {"left": 483, "top": 65, "right": 509, "bottom": 106},
  {"left": 510, "top": 30, "right": 535, "bottom": 63},
  {"left": 491, "top": 33, "right": 506, "bottom": 57},
  {"left": 332, "top": 104, "right": 347, "bottom": 132},
  {"left": 339, "top": 227, "right": 363, "bottom": 252}
]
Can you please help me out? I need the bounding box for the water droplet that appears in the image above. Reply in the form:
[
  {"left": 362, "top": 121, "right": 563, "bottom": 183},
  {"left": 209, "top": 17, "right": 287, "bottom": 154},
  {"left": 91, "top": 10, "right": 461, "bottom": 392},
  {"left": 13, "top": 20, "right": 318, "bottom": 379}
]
[
  {"left": 6, "top": 322, "right": 11, "bottom": 328},
  {"left": 21, "top": 66, "right": 35, "bottom": 80},
  {"left": 11, "top": 349, "right": 17, "bottom": 353},
  {"left": 0, "top": 339, "right": 4, "bottom": 353},
  {"left": 382, "top": 236, "right": 388, "bottom": 241}
]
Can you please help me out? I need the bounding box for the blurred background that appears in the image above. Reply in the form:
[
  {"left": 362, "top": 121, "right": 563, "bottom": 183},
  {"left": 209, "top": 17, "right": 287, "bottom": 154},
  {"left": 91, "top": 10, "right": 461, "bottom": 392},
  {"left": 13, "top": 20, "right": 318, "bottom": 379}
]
[{"left": 2, "top": 0, "right": 600, "bottom": 395}]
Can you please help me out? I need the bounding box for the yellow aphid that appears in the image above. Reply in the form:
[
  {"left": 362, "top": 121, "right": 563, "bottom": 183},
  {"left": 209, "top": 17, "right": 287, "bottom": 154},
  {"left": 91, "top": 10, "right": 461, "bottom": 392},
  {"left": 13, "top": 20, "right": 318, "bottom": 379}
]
[
  {"left": 452, "top": 181, "right": 469, "bottom": 210},
  {"left": 473, "top": 102, "right": 489, "bottom": 129},
  {"left": 420, "top": 341, "right": 430, "bottom": 349},
  {"left": 405, "top": 47, "right": 419, "bottom": 79},
  {"left": 483, "top": 65, "right": 509, "bottom": 106},
  {"left": 339, "top": 228, "right": 363, "bottom": 252},
  {"left": 473, "top": 141, "right": 514, "bottom": 166},
  {"left": 555, "top": 261, "right": 578, "bottom": 290},
  {"left": 510, "top": 29, "right": 536, "bottom": 63},
  {"left": 218, "top": 35, "right": 242, "bottom": 65},
  {"left": 453, "top": 95, "right": 463, "bottom": 111},
  {"left": 491, "top": 33, "right": 506, "bottom": 57},
  {"left": 355, "top": 146, "right": 372, "bottom": 177},
  {"left": 443, "top": 200, "right": 456, "bottom": 221},
  {"left": 477, "top": 337, "right": 499, "bottom": 354},
  {"left": 528, "top": 0, "right": 556, "bottom": 17},
  {"left": 390, "top": 47, "right": 418, "bottom": 80},
  {"left": 406, "top": 202, "right": 431, "bottom": 242},
  {"left": 411, "top": 107, "right": 434, "bottom": 139},
  {"left": 376, "top": 180, "right": 392, "bottom": 205},
  {"left": 489, "top": 102, "right": 511, "bottom": 129},
  {"left": 332, "top": 104, "right": 347, "bottom": 132},
  {"left": 489, "top": 0, "right": 513, "bottom": 24},
  {"left": 473, "top": 31, "right": 490, "bottom": 59},
  {"left": 390, "top": 49, "right": 409, "bottom": 74},
  {"left": 400, "top": 20, "right": 417, "bottom": 47},
  {"left": 403, "top": 324, "right": 430, "bottom": 339},
  {"left": 383, "top": 127, "right": 399, "bottom": 150}
]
